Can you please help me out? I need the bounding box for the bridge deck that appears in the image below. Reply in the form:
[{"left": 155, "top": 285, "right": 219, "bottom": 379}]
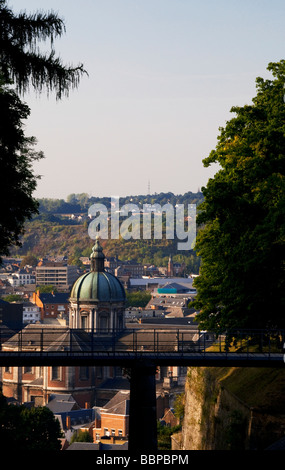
[{"left": 0, "top": 325, "right": 284, "bottom": 367}]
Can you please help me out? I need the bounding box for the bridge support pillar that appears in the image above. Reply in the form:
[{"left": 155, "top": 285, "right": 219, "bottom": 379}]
[{"left": 128, "top": 361, "right": 157, "bottom": 453}]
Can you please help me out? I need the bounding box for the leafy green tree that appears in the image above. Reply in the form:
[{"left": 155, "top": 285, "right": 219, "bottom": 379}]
[
  {"left": 36, "top": 285, "right": 57, "bottom": 293},
  {"left": 2, "top": 294, "right": 23, "bottom": 302},
  {"left": 70, "top": 430, "right": 93, "bottom": 443},
  {"left": 126, "top": 291, "right": 151, "bottom": 308},
  {"left": 194, "top": 61, "right": 285, "bottom": 332}
]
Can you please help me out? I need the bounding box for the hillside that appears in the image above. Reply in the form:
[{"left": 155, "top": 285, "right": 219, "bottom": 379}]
[{"left": 8, "top": 191, "right": 203, "bottom": 272}]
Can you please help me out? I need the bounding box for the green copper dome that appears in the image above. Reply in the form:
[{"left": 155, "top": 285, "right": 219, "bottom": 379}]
[{"left": 70, "top": 238, "right": 126, "bottom": 303}]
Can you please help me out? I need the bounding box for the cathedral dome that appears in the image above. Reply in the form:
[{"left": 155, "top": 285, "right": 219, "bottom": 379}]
[{"left": 70, "top": 238, "right": 126, "bottom": 303}]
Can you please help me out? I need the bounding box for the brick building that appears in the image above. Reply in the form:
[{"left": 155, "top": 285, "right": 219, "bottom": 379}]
[
  {"left": 93, "top": 391, "right": 130, "bottom": 442},
  {"left": 31, "top": 290, "right": 69, "bottom": 322},
  {"left": 1, "top": 324, "right": 123, "bottom": 408},
  {"left": 1, "top": 239, "right": 127, "bottom": 409}
]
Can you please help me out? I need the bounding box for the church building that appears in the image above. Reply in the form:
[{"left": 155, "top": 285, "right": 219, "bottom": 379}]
[
  {"left": 69, "top": 236, "right": 126, "bottom": 331},
  {"left": 1, "top": 239, "right": 127, "bottom": 408}
]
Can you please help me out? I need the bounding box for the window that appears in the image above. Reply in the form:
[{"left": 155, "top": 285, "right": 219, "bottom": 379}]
[
  {"left": 111, "top": 429, "right": 115, "bottom": 436},
  {"left": 81, "top": 315, "right": 88, "bottom": 330},
  {"left": 51, "top": 366, "right": 61, "bottom": 381},
  {"left": 79, "top": 366, "right": 89, "bottom": 380}
]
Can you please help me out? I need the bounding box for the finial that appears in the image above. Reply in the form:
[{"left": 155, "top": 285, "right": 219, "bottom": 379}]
[{"left": 90, "top": 236, "right": 105, "bottom": 272}]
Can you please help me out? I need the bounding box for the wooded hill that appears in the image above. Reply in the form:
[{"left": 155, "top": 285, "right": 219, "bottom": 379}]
[{"left": 8, "top": 192, "right": 203, "bottom": 274}]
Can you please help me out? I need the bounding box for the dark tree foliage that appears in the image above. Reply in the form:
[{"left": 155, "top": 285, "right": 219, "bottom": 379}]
[
  {"left": 194, "top": 61, "right": 285, "bottom": 332},
  {"left": 0, "top": 0, "right": 87, "bottom": 99},
  {"left": 0, "top": 82, "right": 43, "bottom": 263},
  {"left": 0, "top": 392, "right": 63, "bottom": 450},
  {"left": 0, "top": 1, "right": 86, "bottom": 263}
]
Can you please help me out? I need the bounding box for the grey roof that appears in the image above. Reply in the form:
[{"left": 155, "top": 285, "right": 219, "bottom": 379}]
[
  {"left": 100, "top": 442, "right": 128, "bottom": 450},
  {"left": 47, "top": 394, "right": 80, "bottom": 413},
  {"left": 157, "top": 282, "right": 192, "bottom": 292},
  {"left": 3, "top": 324, "right": 95, "bottom": 353},
  {"left": 66, "top": 441, "right": 128, "bottom": 450},
  {"left": 3, "top": 324, "right": 69, "bottom": 350},
  {"left": 39, "top": 292, "right": 69, "bottom": 304},
  {"left": 67, "top": 442, "right": 100, "bottom": 450},
  {"left": 102, "top": 391, "right": 130, "bottom": 416}
]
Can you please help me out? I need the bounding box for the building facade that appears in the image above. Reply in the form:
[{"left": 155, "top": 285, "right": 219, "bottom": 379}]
[
  {"left": 35, "top": 264, "right": 79, "bottom": 290},
  {"left": 1, "top": 240, "right": 126, "bottom": 408},
  {"left": 7, "top": 270, "right": 35, "bottom": 287},
  {"left": 69, "top": 238, "right": 126, "bottom": 331},
  {"left": 31, "top": 291, "right": 70, "bottom": 322},
  {"left": 22, "top": 301, "right": 41, "bottom": 324}
]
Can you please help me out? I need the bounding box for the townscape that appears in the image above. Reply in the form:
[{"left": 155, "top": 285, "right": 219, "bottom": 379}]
[
  {"left": 0, "top": 0, "right": 284, "bottom": 455},
  {"left": 0, "top": 240, "right": 196, "bottom": 450}
]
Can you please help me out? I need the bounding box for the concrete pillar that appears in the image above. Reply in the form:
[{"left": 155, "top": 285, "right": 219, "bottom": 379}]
[{"left": 128, "top": 361, "right": 157, "bottom": 453}]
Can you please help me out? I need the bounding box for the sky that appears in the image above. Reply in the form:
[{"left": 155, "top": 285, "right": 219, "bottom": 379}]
[{"left": 7, "top": 0, "right": 285, "bottom": 200}]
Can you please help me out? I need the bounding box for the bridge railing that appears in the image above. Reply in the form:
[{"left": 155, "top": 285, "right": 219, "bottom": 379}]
[{"left": 0, "top": 327, "right": 284, "bottom": 357}]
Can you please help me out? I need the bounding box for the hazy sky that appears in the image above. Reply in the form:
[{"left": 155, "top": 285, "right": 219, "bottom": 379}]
[{"left": 8, "top": 0, "right": 285, "bottom": 200}]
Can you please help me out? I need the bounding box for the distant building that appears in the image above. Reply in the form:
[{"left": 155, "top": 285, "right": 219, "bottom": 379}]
[
  {"left": 167, "top": 255, "right": 174, "bottom": 277},
  {"left": 69, "top": 238, "right": 126, "bottom": 331},
  {"left": 22, "top": 301, "right": 41, "bottom": 324},
  {"left": 1, "top": 240, "right": 127, "bottom": 408},
  {"left": 93, "top": 391, "right": 130, "bottom": 442},
  {"left": 35, "top": 264, "right": 79, "bottom": 290},
  {"left": 32, "top": 290, "right": 70, "bottom": 322},
  {"left": 1, "top": 325, "right": 99, "bottom": 406},
  {"left": 167, "top": 255, "right": 185, "bottom": 277},
  {"left": 7, "top": 270, "right": 35, "bottom": 287},
  {"left": 115, "top": 262, "right": 144, "bottom": 278}
]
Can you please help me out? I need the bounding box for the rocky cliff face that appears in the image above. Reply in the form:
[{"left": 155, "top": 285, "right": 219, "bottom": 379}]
[{"left": 176, "top": 367, "right": 285, "bottom": 450}]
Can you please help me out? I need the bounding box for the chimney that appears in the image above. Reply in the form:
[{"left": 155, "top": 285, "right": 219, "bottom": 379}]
[{"left": 66, "top": 415, "right": 71, "bottom": 430}]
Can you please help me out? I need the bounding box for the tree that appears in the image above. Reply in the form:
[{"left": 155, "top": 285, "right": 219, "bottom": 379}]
[
  {"left": 194, "top": 61, "right": 285, "bottom": 332},
  {"left": 70, "top": 430, "right": 93, "bottom": 444},
  {"left": 0, "top": 392, "right": 63, "bottom": 450},
  {"left": 0, "top": 1, "right": 86, "bottom": 264},
  {"left": 36, "top": 285, "right": 58, "bottom": 293},
  {"left": 126, "top": 290, "right": 151, "bottom": 308},
  {"left": 2, "top": 294, "right": 22, "bottom": 302},
  {"left": 0, "top": 1, "right": 86, "bottom": 99},
  {"left": 0, "top": 82, "right": 43, "bottom": 263},
  {"left": 20, "top": 253, "right": 38, "bottom": 267}
]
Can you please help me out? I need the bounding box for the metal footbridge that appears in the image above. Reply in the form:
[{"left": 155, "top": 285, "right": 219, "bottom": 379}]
[
  {"left": 0, "top": 324, "right": 284, "bottom": 367},
  {"left": 1, "top": 324, "right": 284, "bottom": 453}
]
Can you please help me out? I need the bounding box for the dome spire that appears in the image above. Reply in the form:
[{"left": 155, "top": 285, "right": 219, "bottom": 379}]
[{"left": 90, "top": 235, "right": 105, "bottom": 272}]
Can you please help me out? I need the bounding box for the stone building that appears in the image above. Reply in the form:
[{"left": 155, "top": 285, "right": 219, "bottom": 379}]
[
  {"left": 69, "top": 237, "right": 126, "bottom": 331},
  {"left": 1, "top": 239, "right": 126, "bottom": 408}
]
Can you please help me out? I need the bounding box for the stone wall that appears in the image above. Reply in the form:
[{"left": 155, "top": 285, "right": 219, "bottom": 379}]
[{"left": 178, "top": 367, "right": 285, "bottom": 450}]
